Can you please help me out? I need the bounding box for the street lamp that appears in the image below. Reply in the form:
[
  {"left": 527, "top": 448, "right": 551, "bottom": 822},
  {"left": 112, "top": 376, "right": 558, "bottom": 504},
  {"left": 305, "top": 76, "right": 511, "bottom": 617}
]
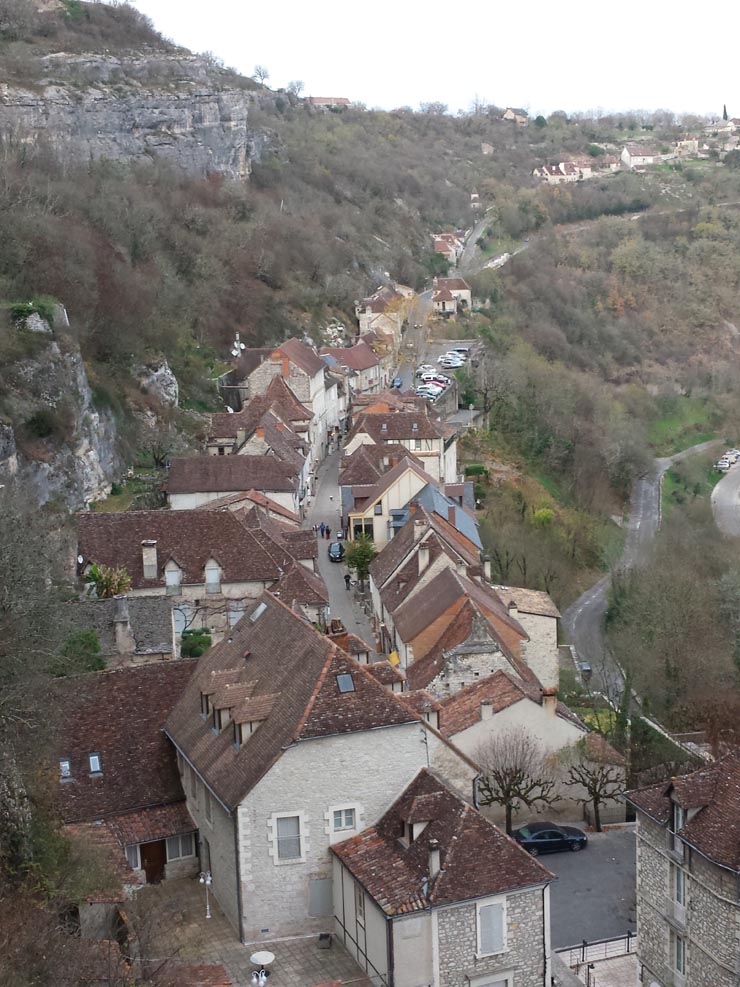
[{"left": 199, "top": 870, "right": 213, "bottom": 919}]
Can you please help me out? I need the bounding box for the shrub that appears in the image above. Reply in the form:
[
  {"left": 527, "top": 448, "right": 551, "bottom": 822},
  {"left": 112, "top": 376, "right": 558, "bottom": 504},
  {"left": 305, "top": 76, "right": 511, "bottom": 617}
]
[
  {"left": 181, "top": 628, "right": 212, "bottom": 658},
  {"left": 49, "top": 629, "right": 104, "bottom": 677},
  {"left": 465, "top": 463, "right": 489, "bottom": 477}
]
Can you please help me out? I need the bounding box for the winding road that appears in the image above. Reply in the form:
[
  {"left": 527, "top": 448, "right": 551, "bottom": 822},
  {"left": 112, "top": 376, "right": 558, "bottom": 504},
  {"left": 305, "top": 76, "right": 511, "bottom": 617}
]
[
  {"left": 711, "top": 460, "right": 740, "bottom": 537},
  {"left": 563, "top": 439, "right": 721, "bottom": 696}
]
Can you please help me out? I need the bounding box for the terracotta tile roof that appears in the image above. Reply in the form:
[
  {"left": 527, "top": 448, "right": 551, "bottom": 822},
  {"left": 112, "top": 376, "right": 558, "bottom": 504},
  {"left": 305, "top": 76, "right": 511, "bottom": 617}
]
[
  {"left": 397, "top": 690, "right": 441, "bottom": 716},
  {"left": 167, "top": 456, "right": 297, "bottom": 495},
  {"left": 331, "top": 769, "right": 552, "bottom": 914},
  {"left": 438, "top": 671, "right": 531, "bottom": 736},
  {"left": 369, "top": 516, "right": 420, "bottom": 586},
  {"left": 433, "top": 287, "right": 455, "bottom": 302},
  {"left": 274, "top": 560, "right": 329, "bottom": 607},
  {"left": 197, "top": 490, "right": 300, "bottom": 525},
  {"left": 264, "top": 374, "right": 314, "bottom": 421},
  {"left": 493, "top": 585, "right": 560, "bottom": 619},
  {"left": 625, "top": 751, "right": 740, "bottom": 870},
  {"left": 353, "top": 390, "right": 427, "bottom": 413},
  {"left": 358, "top": 285, "right": 404, "bottom": 314},
  {"left": 106, "top": 801, "right": 196, "bottom": 847},
  {"left": 208, "top": 398, "right": 271, "bottom": 440},
  {"left": 165, "top": 593, "right": 418, "bottom": 810},
  {"left": 351, "top": 458, "right": 438, "bottom": 514},
  {"left": 584, "top": 732, "right": 626, "bottom": 767},
  {"left": 277, "top": 338, "right": 326, "bottom": 377},
  {"left": 77, "top": 509, "right": 297, "bottom": 589},
  {"left": 320, "top": 341, "right": 380, "bottom": 372},
  {"left": 435, "top": 277, "right": 471, "bottom": 292},
  {"left": 348, "top": 410, "right": 451, "bottom": 444},
  {"left": 365, "top": 660, "right": 406, "bottom": 686},
  {"left": 56, "top": 662, "right": 195, "bottom": 824},
  {"left": 339, "top": 444, "right": 414, "bottom": 487}
]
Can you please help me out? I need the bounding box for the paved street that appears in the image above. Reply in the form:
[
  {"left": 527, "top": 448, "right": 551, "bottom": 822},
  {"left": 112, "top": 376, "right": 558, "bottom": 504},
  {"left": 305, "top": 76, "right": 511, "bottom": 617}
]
[
  {"left": 306, "top": 446, "right": 377, "bottom": 649},
  {"left": 711, "top": 457, "right": 740, "bottom": 536},
  {"left": 547, "top": 827, "right": 636, "bottom": 948}
]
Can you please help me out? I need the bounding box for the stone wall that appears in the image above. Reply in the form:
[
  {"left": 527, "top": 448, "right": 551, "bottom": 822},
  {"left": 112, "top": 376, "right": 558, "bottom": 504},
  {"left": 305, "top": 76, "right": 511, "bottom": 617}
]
[{"left": 436, "top": 887, "right": 547, "bottom": 987}]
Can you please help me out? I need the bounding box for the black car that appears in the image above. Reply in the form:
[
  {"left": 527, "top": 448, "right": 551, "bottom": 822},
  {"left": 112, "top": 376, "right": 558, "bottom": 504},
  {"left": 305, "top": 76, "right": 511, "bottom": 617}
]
[
  {"left": 391, "top": 376, "right": 403, "bottom": 388},
  {"left": 328, "top": 542, "right": 345, "bottom": 562},
  {"left": 512, "top": 822, "right": 588, "bottom": 856}
]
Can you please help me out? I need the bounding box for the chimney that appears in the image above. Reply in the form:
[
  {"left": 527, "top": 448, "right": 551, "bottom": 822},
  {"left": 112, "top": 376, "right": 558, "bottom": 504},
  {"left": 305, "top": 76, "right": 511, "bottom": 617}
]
[
  {"left": 419, "top": 544, "right": 430, "bottom": 573},
  {"left": 255, "top": 426, "right": 265, "bottom": 440},
  {"left": 413, "top": 519, "right": 426, "bottom": 541},
  {"left": 480, "top": 700, "right": 493, "bottom": 720},
  {"left": 482, "top": 553, "right": 492, "bottom": 582},
  {"left": 281, "top": 356, "right": 290, "bottom": 377},
  {"left": 542, "top": 688, "right": 558, "bottom": 716},
  {"left": 141, "top": 540, "right": 158, "bottom": 580},
  {"left": 235, "top": 428, "right": 246, "bottom": 447},
  {"left": 113, "top": 594, "right": 135, "bottom": 656},
  {"left": 456, "top": 560, "right": 467, "bottom": 577},
  {"left": 507, "top": 600, "right": 519, "bottom": 620},
  {"left": 428, "top": 838, "right": 441, "bottom": 879},
  {"left": 447, "top": 505, "right": 456, "bottom": 527}
]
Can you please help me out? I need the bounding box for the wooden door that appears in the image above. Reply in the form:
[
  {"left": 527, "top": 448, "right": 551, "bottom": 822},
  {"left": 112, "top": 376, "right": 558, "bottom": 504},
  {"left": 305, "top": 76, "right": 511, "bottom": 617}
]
[{"left": 140, "top": 840, "right": 166, "bottom": 884}]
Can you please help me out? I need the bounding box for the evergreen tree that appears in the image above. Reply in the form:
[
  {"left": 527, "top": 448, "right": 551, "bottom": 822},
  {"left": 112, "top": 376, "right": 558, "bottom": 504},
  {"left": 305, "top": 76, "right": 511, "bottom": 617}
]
[{"left": 724, "top": 104, "right": 729, "bottom": 120}]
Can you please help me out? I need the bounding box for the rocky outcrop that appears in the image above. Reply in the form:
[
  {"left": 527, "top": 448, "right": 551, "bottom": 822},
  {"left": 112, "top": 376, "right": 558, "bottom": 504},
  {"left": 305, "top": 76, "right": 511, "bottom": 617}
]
[
  {"left": 134, "top": 359, "right": 179, "bottom": 407},
  {"left": 1, "top": 339, "right": 121, "bottom": 509},
  {"left": 0, "top": 53, "right": 274, "bottom": 180}
]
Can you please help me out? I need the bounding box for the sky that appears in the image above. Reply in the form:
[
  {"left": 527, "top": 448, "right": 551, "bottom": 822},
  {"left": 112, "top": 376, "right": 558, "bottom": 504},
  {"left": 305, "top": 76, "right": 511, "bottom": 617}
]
[{"left": 134, "top": 0, "right": 737, "bottom": 118}]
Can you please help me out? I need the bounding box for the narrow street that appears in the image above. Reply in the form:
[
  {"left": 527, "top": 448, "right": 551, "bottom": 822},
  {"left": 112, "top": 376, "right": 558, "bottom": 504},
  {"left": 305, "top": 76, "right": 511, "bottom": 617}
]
[{"left": 305, "top": 446, "right": 377, "bottom": 649}]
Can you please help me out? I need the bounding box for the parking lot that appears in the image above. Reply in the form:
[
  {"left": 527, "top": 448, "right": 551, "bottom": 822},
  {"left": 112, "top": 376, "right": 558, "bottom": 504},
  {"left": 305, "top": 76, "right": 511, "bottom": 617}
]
[{"left": 546, "top": 825, "right": 636, "bottom": 948}]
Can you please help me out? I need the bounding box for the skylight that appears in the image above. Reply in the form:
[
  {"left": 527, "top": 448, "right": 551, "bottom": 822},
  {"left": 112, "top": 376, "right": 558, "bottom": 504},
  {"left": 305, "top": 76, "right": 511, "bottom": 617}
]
[
  {"left": 250, "top": 602, "right": 267, "bottom": 623},
  {"left": 336, "top": 673, "right": 355, "bottom": 694}
]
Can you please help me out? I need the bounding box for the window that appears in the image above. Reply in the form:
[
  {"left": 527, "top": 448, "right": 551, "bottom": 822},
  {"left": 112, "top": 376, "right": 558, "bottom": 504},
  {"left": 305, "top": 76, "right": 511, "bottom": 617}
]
[
  {"left": 205, "top": 560, "right": 221, "bottom": 595},
  {"left": 250, "top": 602, "right": 267, "bottom": 623},
  {"left": 166, "top": 833, "right": 195, "bottom": 861},
  {"left": 213, "top": 707, "right": 229, "bottom": 734},
  {"left": 333, "top": 808, "right": 356, "bottom": 832},
  {"left": 671, "top": 802, "right": 686, "bottom": 854},
  {"left": 165, "top": 563, "right": 182, "bottom": 596},
  {"left": 233, "top": 722, "right": 243, "bottom": 747},
  {"left": 336, "top": 673, "right": 355, "bottom": 693},
  {"left": 355, "top": 883, "right": 365, "bottom": 926},
  {"left": 88, "top": 753, "right": 102, "bottom": 775},
  {"left": 204, "top": 789, "right": 213, "bottom": 825},
  {"left": 200, "top": 692, "right": 211, "bottom": 717},
  {"left": 374, "top": 502, "right": 383, "bottom": 515},
  {"left": 675, "top": 866, "right": 686, "bottom": 907},
  {"left": 59, "top": 758, "right": 71, "bottom": 780},
  {"left": 276, "top": 815, "right": 301, "bottom": 860},
  {"left": 674, "top": 933, "right": 686, "bottom": 976},
  {"left": 414, "top": 438, "right": 422, "bottom": 451},
  {"left": 189, "top": 766, "right": 197, "bottom": 800},
  {"left": 125, "top": 845, "right": 140, "bottom": 870},
  {"left": 477, "top": 899, "right": 506, "bottom": 956}
]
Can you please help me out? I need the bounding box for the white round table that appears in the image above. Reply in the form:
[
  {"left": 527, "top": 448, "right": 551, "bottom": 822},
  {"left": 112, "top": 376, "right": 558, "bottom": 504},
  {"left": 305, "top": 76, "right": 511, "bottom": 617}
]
[{"left": 250, "top": 951, "right": 275, "bottom": 968}]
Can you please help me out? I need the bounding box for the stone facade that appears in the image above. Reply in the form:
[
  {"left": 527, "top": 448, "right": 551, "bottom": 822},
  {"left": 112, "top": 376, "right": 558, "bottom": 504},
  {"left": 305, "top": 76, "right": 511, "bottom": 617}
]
[
  {"left": 436, "top": 887, "right": 549, "bottom": 987},
  {"left": 635, "top": 812, "right": 740, "bottom": 987}
]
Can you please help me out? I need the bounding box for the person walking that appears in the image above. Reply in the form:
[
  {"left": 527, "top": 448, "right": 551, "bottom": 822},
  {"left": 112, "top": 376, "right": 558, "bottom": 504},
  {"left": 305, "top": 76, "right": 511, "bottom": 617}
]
[
  {"left": 319, "top": 522, "right": 325, "bottom": 538},
  {"left": 344, "top": 572, "right": 351, "bottom": 591}
]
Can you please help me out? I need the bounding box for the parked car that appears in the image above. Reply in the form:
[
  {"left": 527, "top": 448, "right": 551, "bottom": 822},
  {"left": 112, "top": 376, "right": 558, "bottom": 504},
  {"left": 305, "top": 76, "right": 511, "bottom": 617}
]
[
  {"left": 512, "top": 822, "right": 588, "bottom": 856},
  {"left": 440, "top": 360, "right": 464, "bottom": 370},
  {"left": 725, "top": 450, "right": 739, "bottom": 463},
  {"left": 452, "top": 347, "right": 471, "bottom": 355},
  {"left": 715, "top": 460, "right": 731, "bottom": 473},
  {"left": 415, "top": 365, "right": 436, "bottom": 377},
  {"left": 391, "top": 376, "right": 403, "bottom": 389},
  {"left": 420, "top": 374, "right": 449, "bottom": 386},
  {"left": 438, "top": 352, "right": 463, "bottom": 363},
  {"left": 328, "top": 542, "right": 345, "bottom": 562}
]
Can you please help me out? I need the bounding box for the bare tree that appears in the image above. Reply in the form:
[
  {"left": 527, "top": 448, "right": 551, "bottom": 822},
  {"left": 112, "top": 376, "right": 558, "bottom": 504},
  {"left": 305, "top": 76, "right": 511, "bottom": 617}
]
[
  {"left": 564, "top": 745, "right": 623, "bottom": 832},
  {"left": 475, "top": 728, "right": 557, "bottom": 834},
  {"left": 253, "top": 64, "right": 270, "bottom": 85},
  {"left": 287, "top": 80, "right": 304, "bottom": 97}
]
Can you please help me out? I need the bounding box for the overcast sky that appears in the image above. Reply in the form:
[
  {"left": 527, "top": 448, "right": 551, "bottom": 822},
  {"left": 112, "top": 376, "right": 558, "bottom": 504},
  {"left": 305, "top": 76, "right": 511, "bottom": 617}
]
[{"left": 134, "top": 0, "right": 735, "bottom": 118}]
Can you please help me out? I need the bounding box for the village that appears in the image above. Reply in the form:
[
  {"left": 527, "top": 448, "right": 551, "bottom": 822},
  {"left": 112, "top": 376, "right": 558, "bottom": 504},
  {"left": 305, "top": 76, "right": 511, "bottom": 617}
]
[{"left": 49, "top": 227, "right": 739, "bottom": 987}]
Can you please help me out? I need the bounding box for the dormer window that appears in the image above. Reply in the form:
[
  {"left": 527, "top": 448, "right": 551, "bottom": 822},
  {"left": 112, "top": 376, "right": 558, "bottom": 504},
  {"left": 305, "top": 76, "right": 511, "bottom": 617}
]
[
  {"left": 165, "top": 561, "right": 182, "bottom": 596},
  {"left": 88, "top": 753, "right": 102, "bottom": 775},
  {"left": 336, "top": 673, "right": 355, "bottom": 693},
  {"left": 205, "top": 560, "right": 221, "bottom": 595},
  {"left": 200, "top": 692, "right": 212, "bottom": 718},
  {"left": 59, "top": 758, "right": 72, "bottom": 780},
  {"left": 213, "top": 707, "right": 230, "bottom": 734}
]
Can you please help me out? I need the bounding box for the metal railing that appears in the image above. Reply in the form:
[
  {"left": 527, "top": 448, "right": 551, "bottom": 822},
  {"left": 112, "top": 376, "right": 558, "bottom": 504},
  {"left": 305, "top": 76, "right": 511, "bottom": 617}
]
[{"left": 556, "top": 931, "right": 637, "bottom": 969}]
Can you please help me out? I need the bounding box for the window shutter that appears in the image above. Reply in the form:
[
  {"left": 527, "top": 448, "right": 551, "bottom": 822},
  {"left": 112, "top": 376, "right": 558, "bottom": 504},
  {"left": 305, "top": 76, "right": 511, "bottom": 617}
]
[{"left": 479, "top": 901, "right": 505, "bottom": 955}]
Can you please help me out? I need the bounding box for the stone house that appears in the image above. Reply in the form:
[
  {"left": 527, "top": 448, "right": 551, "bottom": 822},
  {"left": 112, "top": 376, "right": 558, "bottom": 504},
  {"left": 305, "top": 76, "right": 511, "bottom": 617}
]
[
  {"left": 76, "top": 508, "right": 326, "bottom": 640},
  {"left": 164, "top": 592, "right": 478, "bottom": 944},
  {"left": 344, "top": 409, "right": 459, "bottom": 484},
  {"left": 320, "top": 340, "right": 384, "bottom": 396},
  {"left": 53, "top": 595, "right": 176, "bottom": 666},
  {"left": 502, "top": 108, "right": 528, "bottom": 125},
  {"left": 56, "top": 662, "right": 197, "bottom": 892},
  {"left": 433, "top": 276, "right": 472, "bottom": 311},
  {"left": 433, "top": 284, "right": 457, "bottom": 317},
  {"left": 355, "top": 285, "right": 408, "bottom": 347},
  {"left": 625, "top": 752, "right": 740, "bottom": 987},
  {"left": 620, "top": 145, "right": 664, "bottom": 169},
  {"left": 346, "top": 457, "right": 441, "bottom": 547},
  {"left": 338, "top": 442, "right": 423, "bottom": 532},
  {"left": 332, "top": 768, "right": 554, "bottom": 987},
  {"left": 166, "top": 455, "right": 300, "bottom": 514}
]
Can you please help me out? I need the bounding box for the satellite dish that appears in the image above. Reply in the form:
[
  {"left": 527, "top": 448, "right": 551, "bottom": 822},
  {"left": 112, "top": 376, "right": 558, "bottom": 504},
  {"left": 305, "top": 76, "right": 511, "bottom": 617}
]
[
  {"left": 231, "top": 349, "right": 239, "bottom": 357},
  {"left": 77, "top": 555, "right": 84, "bottom": 564},
  {"left": 227, "top": 407, "right": 234, "bottom": 413},
  {"left": 240, "top": 343, "right": 246, "bottom": 350}
]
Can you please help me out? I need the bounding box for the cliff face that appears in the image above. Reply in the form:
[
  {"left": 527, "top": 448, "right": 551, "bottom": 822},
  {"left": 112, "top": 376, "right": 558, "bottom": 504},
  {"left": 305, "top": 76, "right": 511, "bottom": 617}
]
[
  {"left": 0, "top": 52, "right": 273, "bottom": 179},
  {"left": 0, "top": 338, "right": 121, "bottom": 510}
]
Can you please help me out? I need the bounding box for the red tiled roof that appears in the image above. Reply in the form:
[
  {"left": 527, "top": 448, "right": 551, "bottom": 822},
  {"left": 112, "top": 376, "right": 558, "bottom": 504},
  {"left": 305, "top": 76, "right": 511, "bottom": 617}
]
[
  {"left": 625, "top": 750, "right": 740, "bottom": 870},
  {"left": 350, "top": 458, "right": 438, "bottom": 514},
  {"left": 276, "top": 338, "right": 326, "bottom": 377},
  {"left": 365, "top": 660, "right": 406, "bottom": 686},
  {"left": 57, "top": 662, "right": 195, "bottom": 824},
  {"left": 397, "top": 690, "right": 441, "bottom": 716},
  {"left": 493, "top": 585, "right": 560, "bottom": 619},
  {"left": 339, "top": 443, "right": 416, "bottom": 487},
  {"left": 274, "top": 560, "right": 329, "bottom": 607},
  {"left": 432, "top": 287, "right": 454, "bottom": 302},
  {"left": 348, "top": 410, "right": 452, "bottom": 444},
  {"left": 106, "top": 801, "right": 196, "bottom": 847},
  {"left": 435, "top": 277, "right": 471, "bottom": 292},
  {"left": 77, "top": 509, "right": 297, "bottom": 589},
  {"left": 331, "top": 769, "right": 552, "bottom": 914},
  {"left": 165, "top": 593, "right": 418, "bottom": 810},
  {"left": 197, "top": 490, "right": 300, "bottom": 525},
  {"left": 167, "top": 456, "right": 297, "bottom": 495},
  {"left": 438, "top": 670, "right": 531, "bottom": 736},
  {"left": 320, "top": 341, "right": 380, "bottom": 371}
]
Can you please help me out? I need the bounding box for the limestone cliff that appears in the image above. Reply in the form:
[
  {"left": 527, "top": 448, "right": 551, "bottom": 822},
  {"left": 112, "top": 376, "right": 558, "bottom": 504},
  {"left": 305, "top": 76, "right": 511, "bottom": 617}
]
[
  {"left": 0, "top": 336, "right": 121, "bottom": 510},
  {"left": 0, "top": 51, "right": 274, "bottom": 179}
]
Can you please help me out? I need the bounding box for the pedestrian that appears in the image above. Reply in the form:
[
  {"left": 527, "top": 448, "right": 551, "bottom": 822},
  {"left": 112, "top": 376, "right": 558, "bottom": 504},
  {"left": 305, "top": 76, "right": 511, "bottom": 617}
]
[
  {"left": 312, "top": 523, "right": 318, "bottom": 535},
  {"left": 344, "top": 573, "right": 351, "bottom": 591},
  {"left": 319, "top": 522, "right": 325, "bottom": 537},
  {"left": 326, "top": 525, "right": 331, "bottom": 540}
]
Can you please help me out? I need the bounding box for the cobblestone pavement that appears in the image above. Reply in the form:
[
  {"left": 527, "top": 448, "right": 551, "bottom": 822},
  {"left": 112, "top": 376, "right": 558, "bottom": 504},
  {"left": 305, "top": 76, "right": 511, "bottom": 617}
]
[{"left": 136, "top": 878, "right": 370, "bottom": 987}]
